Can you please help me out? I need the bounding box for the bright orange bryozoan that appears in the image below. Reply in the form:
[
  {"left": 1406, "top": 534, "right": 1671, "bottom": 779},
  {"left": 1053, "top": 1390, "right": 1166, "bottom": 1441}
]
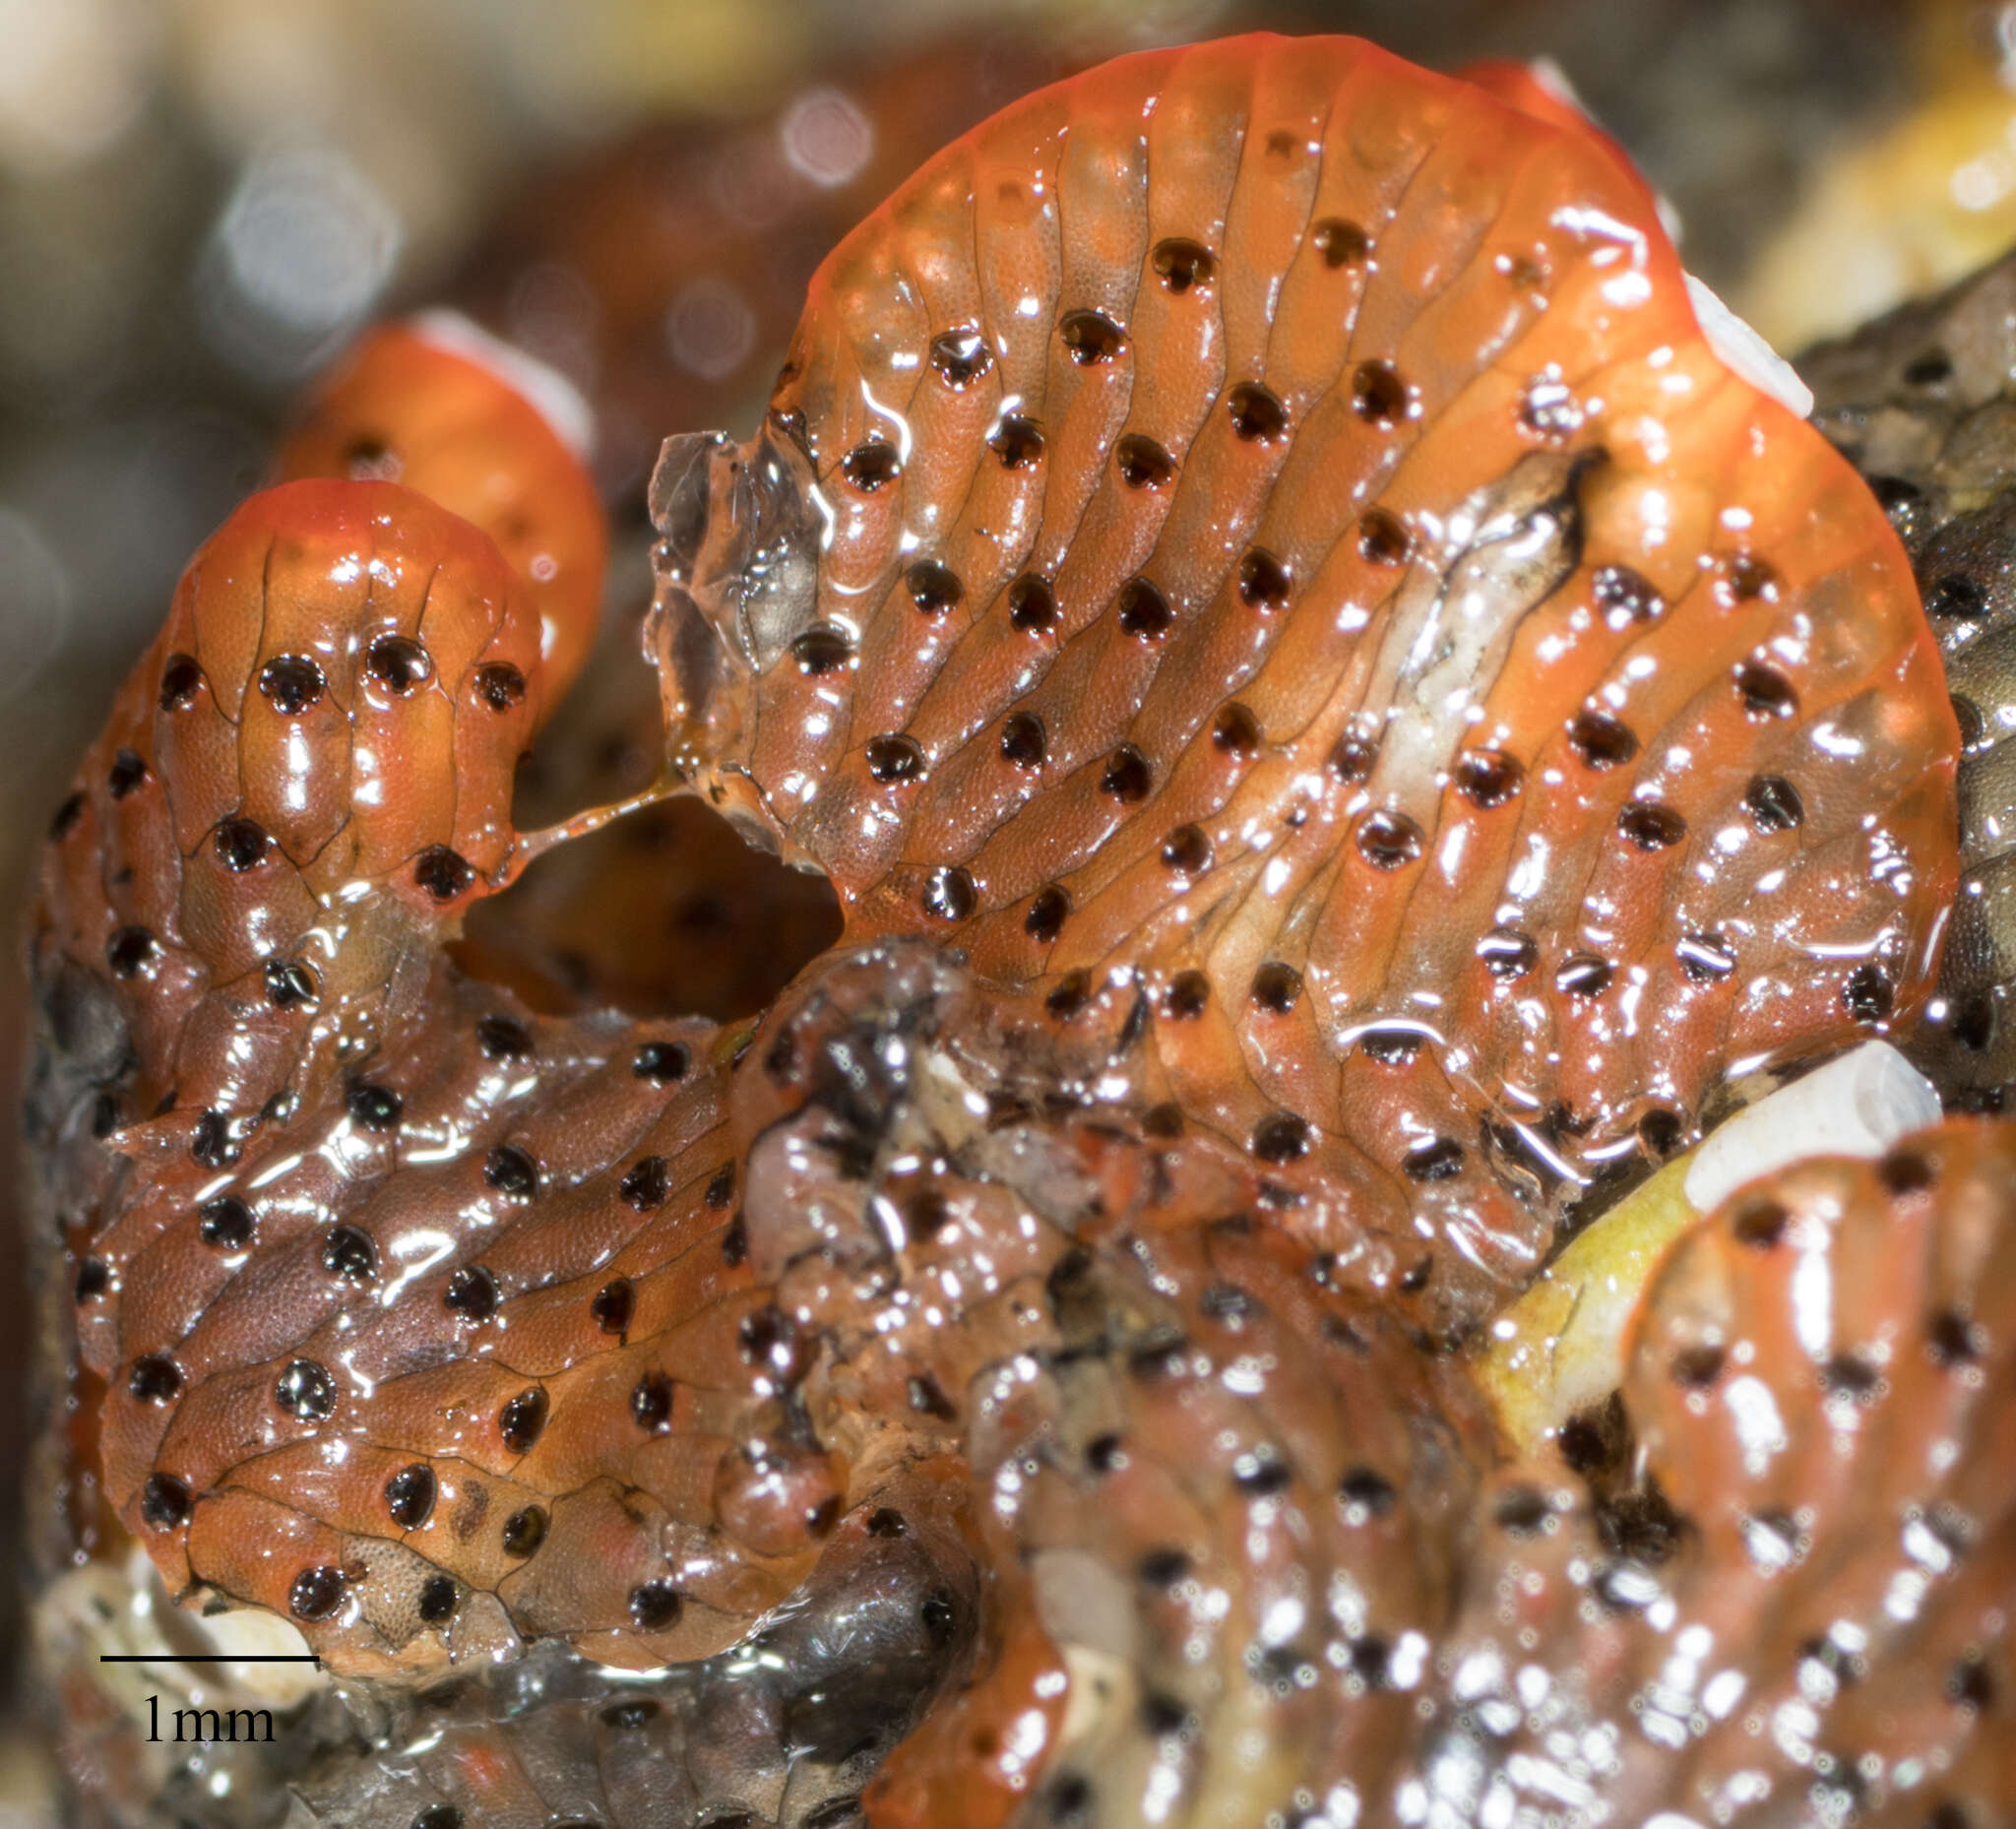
[{"left": 652, "top": 32, "right": 1959, "bottom": 1314}]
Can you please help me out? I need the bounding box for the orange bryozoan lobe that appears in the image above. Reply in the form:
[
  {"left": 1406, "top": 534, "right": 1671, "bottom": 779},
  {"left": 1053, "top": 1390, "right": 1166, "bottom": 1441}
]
[{"left": 651, "top": 32, "right": 1958, "bottom": 1315}]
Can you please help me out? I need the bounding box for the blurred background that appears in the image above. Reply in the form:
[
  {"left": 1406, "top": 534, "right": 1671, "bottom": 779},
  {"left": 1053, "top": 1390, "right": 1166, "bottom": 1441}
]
[{"left": 1, "top": 0, "right": 2008, "bottom": 1816}]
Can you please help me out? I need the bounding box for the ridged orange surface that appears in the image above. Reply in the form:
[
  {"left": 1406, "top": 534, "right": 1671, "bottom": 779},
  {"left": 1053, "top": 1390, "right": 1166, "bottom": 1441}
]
[
  {"left": 23, "top": 33, "right": 2002, "bottom": 1829},
  {"left": 656, "top": 33, "right": 1957, "bottom": 1316},
  {"left": 278, "top": 324, "right": 607, "bottom": 701}
]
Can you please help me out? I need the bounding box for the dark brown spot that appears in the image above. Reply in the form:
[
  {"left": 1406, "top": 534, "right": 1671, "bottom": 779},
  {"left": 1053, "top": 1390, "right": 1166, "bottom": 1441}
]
[
  {"left": 413, "top": 846, "right": 473, "bottom": 903},
  {"left": 1102, "top": 744, "right": 1152, "bottom": 804},
  {"left": 1670, "top": 1343, "right": 1726, "bottom": 1387},
  {"left": 321, "top": 1224, "right": 377, "bottom": 1281},
  {"left": 1549, "top": 950, "right": 1616, "bottom": 1002},
  {"left": 1160, "top": 824, "right": 1210, "bottom": 873},
  {"left": 997, "top": 710, "right": 1046, "bottom": 767},
  {"left": 1115, "top": 433, "right": 1174, "bottom": 488},
  {"left": 1357, "top": 507, "right": 1410, "bottom": 565},
  {"left": 1164, "top": 971, "right": 1210, "bottom": 1020},
  {"left": 1115, "top": 577, "right": 1171, "bottom": 639},
  {"left": 620, "top": 1156, "right": 669, "bottom": 1212},
  {"left": 1454, "top": 749, "right": 1521, "bottom": 807},
  {"left": 385, "top": 1464, "right": 436, "bottom": 1529},
  {"left": 499, "top": 1387, "right": 549, "bottom": 1453},
  {"left": 1745, "top": 775, "right": 1804, "bottom": 833},
  {"left": 592, "top": 1278, "right": 635, "bottom": 1336},
  {"left": 629, "top": 1580, "right": 683, "bottom": 1631},
  {"left": 632, "top": 1371, "right": 673, "bottom": 1431},
  {"left": 1926, "top": 572, "right": 1987, "bottom": 619},
  {"left": 1250, "top": 963, "right": 1301, "bottom": 1013},
  {"left": 706, "top": 1165, "right": 735, "bottom": 1209},
  {"left": 275, "top": 1358, "right": 336, "bottom": 1420},
  {"left": 1952, "top": 993, "right": 1996, "bottom": 1051},
  {"left": 1044, "top": 972, "right": 1091, "bottom": 1021},
  {"left": 1735, "top": 662, "right": 1797, "bottom": 719},
  {"left": 141, "top": 1473, "right": 191, "bottom": 1530},
  {"left": 600, "top": 1699, "right": 659, "bottom": 1731},
  {"left": 989, "top": 414, "right": 1044, "bottom": 469},
  {"left": 1946, "top": 1658, "right": 1994, "bottom": 1710},
  {"left": 1494, "top": 1485, "right": 1551, "bottom": 1534},
  {"left": 921, "top": 865, "right": 977, "bottom": 922},
  {"left": 476, "top": 1015, "right": 530, "bottom": 1059},
  {"left": 1722, "top": 553, "right": 1779, "bottom": 603},
  {"left": 1479, "top": 926, "right": 1538, "bottom": 979},
  {"left": 1026, "top": 885, "right": 1069, "bottom": 944},
  {"left": 1357, "top": 1027, "right": 1422, "bottom": 1065},
  {"left": 198, "top": 1195, "right": 253, "bottom": 1250},
  {"left": 1403, "top": 1137, "right": 1465, "bottom": 1182},
  {"left": 1008, "top": 573, "right": 1057, "bottom": 632},
  {"left": 108, "top": 748, "right": 148, "bottom": 797},
  {"left": 1821, "top": 1351, "right": 1881, "bottom": 1398},
  {"left": 633, "top": 1040, "right": 688, "bottom": 1084},
  {"left": 1339, "top": 1466, "right": 1396, "bottom": 1516},
  {"left": 1617, "top": 800, "right": 1686, "bottom": 851},
  {"left": 1676, "top": 930, "right": 1735, "bottom": 982},
  {"left": 265, "top": 958, "right": 316, "bottom": 1007},
  {"left": 258, "top": 654, "right": 326, "bottom": 714},
  {"left": 1519, "top": 374, "right": 1581, "bottom": 440},
  {"left": 74, "top": 1257, "right": 109, "bottom": 1302},
  {"left": 1928, "top": 1307, "right": 1983, "bottom": 1366},
  {"left": 1060, "top": 309, "right": 1124, "bottom": 364},
  {"left": 906, "top": 559, "right": 963, "bottom": 616},
  {"left": 366, "top": 635, "right": 431, "bottom": 694},
  {"left": 1352, "top": 360, "right": 1408, "bottom": 426},
  {"left": 501, "top": 1505, "right": 547, "bottom": 1556},
  {"left": 106, "top": 925, "right": 158, "bottom": 978},
  {"left": 158, "top": 654, "right": 203, "bottom": 710},
  {"left": 928, "top": 326, "right": 992, "bottom": 388},
  {"left": 1844, "top": 963, "right": 1893, "bottom": 1023},
  {"left": 841, "top": 442, "right": 900, "bottom": 491},
  {"left": 1227, "top": 381, "right": 1288, "bottom": 443},
  {"left": 48, "top": 791, "right": 85, "bottom": 840},
  {"left": 1212, "top": 702, "right": 1261, "bottom": 756},
  {"left": 1904, "top": 347, "right": 1953, "bottom": 387},
  {"left": 444, "top": 1265, "right": 498, "bottom": 1322},
  {"left": 1152, "top": 237, "right": 1216, "bottom": 293},
  {"left": 1312, "top": 219, "right": 1370, "bottom": 267},
  {"left": 865, "top": 732, "right": 924, "bottom": 784},
  {"left": 1251, "top": 1111, "right": 1311, "bottom": 1164},
  {"left": 1237, "top": 546, "right": 1291, "bottom": 609},
  {"left": 483, "top": 1144, "right": 539, "bottom": 1201},
  {"left": 1354, "top": 809, "right": 1421, "bottom": 869},
  {"left": 867, "top": 1506, "right": 908, "bottom": 1538},
  {"left": 213, "top": 815, "right": 269, "bottom": 871},
  {"left": 1732, "top": 1197, "right": 1789, "bottom": 1249},
  {"left": 420, "top": 1576, "right": 461, "bottom": 1623},
  {"left": 474, "top": 662, "right": 525, "bottom": 711},
  {"left": 1593, "top": 564, "right": 1663, "bottom": 626},
  {"left": 1328, "top": 731, "right": 1379, "bottom": 783},
  {"left": 1569, "top": 709, "right": 1637, "bottom": 769},
  {"left": 288, "top": 1565, "right": 345, "bottom": 1621},
  {"left": 789, "top": 624, "right": 852, "bottom": 674}
]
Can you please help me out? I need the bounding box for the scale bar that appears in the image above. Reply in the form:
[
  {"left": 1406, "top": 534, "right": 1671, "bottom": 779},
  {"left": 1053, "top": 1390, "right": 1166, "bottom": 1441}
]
[{"left": 97, "top": 1654, "right": 323, "bottom": 1665}]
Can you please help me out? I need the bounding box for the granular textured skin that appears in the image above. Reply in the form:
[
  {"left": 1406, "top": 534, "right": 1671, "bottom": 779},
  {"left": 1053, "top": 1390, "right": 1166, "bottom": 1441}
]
[{"left": 23, "top": 33, "right": 2002, "bottom": 1829}]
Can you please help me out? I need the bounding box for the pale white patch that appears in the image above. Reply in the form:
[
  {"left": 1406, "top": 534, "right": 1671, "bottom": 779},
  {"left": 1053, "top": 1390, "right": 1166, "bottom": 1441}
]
[
  {"left": 1683, "top": 1041, "right": 1941, "bottom": 1213},
  {"left": 1683, "top": 273, "right": 1815, "bottom": 419},
  {"left": 408, "top": 306, "right": 596, "bottom": 459}
]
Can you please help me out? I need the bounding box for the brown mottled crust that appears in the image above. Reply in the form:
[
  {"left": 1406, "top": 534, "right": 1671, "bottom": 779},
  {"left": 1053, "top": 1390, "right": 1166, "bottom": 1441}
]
[
  {"left": 1803, "top": 252, "right": 2016, "bottom": 1110},
  {"left": 655, "top": 32, "right": 1958, "bottom": 1325}
]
